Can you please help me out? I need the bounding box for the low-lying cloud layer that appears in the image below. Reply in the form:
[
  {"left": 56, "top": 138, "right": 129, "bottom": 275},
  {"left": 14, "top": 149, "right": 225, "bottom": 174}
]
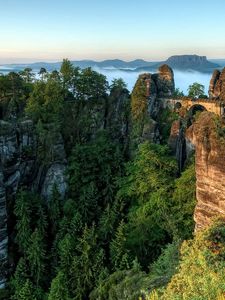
[
  {"left": 94, "top": 67, "right": 212, "bottom": 95},
  {"left": 0, "top": 65, "right": 212, "bottom": 95}
]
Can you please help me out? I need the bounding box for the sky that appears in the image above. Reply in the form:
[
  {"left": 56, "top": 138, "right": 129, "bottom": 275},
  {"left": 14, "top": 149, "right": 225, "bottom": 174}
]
[{"left": 0, "top": 0, "right": 225, "bottom": 63}]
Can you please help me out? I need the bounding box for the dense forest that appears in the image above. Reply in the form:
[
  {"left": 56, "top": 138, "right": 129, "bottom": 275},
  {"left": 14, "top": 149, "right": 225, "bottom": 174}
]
[{"left": 0, "top": 60, "right": 224, "bottom": 300}]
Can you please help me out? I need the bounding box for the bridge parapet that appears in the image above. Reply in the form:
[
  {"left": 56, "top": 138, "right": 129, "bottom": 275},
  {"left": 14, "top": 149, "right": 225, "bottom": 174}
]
[{"left": 160, "top": 97, "right": 224, "bottom": 116}]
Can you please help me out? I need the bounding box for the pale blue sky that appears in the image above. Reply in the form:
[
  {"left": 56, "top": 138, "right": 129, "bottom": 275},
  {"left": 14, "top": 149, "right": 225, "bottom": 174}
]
[{"left": 0, "top": 0, "right": 225, "bottom": 63}]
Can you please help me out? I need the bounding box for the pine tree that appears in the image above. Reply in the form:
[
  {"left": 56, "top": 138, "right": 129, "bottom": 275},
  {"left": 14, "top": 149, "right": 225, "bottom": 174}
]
[
  {"left": 48, "top": 271, "right": 70, "bottom": 300},
  {"left": 16, "top": 279, "right": 37, "bottom": 300},
  {"left": 14, "top": 191, "right": 32, "bottom": 254},
  {"left": 27, "top": 228, "right": 46, "bottom": 285},
  {"left": 48, "top": 185, "right": 62, "bottom": 235},
  {"left": 110, "top": 220, "right": 130, "bottom": 271}
]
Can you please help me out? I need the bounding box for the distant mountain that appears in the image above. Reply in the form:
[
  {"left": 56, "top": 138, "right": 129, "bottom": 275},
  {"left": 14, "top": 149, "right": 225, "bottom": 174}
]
[
  {"left": 209, "top": 59, "right": 225, "bottom": 68},
  {"left": 135, "top": 55, "right": 221, "bottom": 73},
  {"left": 3, "top": 59, "right": 155, "bottom": 72},
  {"left": 1, "top": 55, "right": 224, "bottom": 74}
]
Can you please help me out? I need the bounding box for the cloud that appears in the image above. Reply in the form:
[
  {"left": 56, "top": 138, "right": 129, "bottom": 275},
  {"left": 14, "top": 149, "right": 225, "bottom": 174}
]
[{"left": 93, "top": 67, "right": 212, "bottom": 94}]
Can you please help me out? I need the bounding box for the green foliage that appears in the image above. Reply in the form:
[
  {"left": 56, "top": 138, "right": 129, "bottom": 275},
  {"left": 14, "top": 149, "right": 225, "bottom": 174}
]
[
  {"left": 48, "top": 271, "right": 70, "bottom": 300},
  {"left": 157, "top": 107, "right": 179, "bottom": 142},
  {"left": 14, "top": 191, "right": 32, "bottom": 253},
  {"left": 4, "top": 59, "right": 220, "bottom": 300},
  {"left": 172, "top": 88, "right": 184, "bottom": 98},
  {"left": 131, "top": 76, "right": 148, "bottom": 138},
  {"left": 27, "top": 228, "right": 46, "bottom": 285},
  {"left": 161, "top": 220, "right": 225, "bottom": 300},
  {"left": 171, "top": 162, "right": 196, "bottom": 239},
  {"left": 148, "top": 240, "right": 180, "bottom": 285},
  {"left": 68, "top": 131, "right": 123, "bottom": 224},
  {"left": 188, "top": 82, "right": 205, "bottom": 98},
  {"left": 118, "top": 142, "right": 177, "bottom": 265},
  {"left": 110, "top": 78, "right": 127, "bottom": 91},
  {"left": 26, "top": 77, "right": 63, "bottom": 124},
  {"left": 110, "top": 220, "right": 130, "bottom": 271},
  {"left": 90, "top": 262, "right": 152, "bottom": 300},
  {"left": 16, "top": 279, "right": 37, "bottom": 300}
]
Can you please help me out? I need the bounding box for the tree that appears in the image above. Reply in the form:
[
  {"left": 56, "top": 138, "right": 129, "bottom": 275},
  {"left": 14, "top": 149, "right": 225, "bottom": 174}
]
[
  {"left": 110, "top": 78, "right": 127, "bottom": 91},
  {"left": 19, "top": 68, "right": 34, "bottom": 83},
  {"left": 39, "top": 68, "right": 47, "bottom": 81},
  {"left": 110, "top": 220, "right": 130, "bottom": 270},
  {"left": 48, "top": 185, "right": 62, "bottom": 235},
  {"left": 27, "top": 228, "right": 46, "bottom": 285},
  {"left": 68, "top": 131, "right": 123, "bottom": 224},
  {"left": 48, "top": 271, "right": 70, "bottom": 300},
  {"left": 16, "top": 279, "right": 37, "bottom": 300},
  {"left": 173, "top": 88, "right": 184, "bottom": 98},
  {"left": 69, "top": 225, "right": 105, "bottom": 299},
  {"left": 117, "top": 142, "right": 177, "bottom": 266},
  {"left": 75, "top": 67, "right": 109, "bottom": 101},
  {"left": 14, "top": 191, "right": 32, "bottom": 253},
  {"left": 188, "top": 82, "right": 205, "bottom": 99}
]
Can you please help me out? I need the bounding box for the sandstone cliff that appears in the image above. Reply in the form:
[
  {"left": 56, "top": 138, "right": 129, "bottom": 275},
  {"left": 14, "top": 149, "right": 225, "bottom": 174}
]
[
  {"left": 186, "top": 112, "right": 225, "bottom": 230},
  {"left": 208, "top": 67, "right": 225, "bottom": 100},
  {"left": 131, "top": 64, "right": 175, "bottom": 143}
]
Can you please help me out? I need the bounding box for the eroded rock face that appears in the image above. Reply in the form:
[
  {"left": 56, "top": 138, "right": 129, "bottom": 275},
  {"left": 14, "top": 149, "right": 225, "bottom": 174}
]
[
  {"left": 208, "top": 67, "right": 225, "bottom": 100},
  {"left": 0, "top": 119, "right": 68, "bottom": 287},
  {"left": 41, "top": 164, "right": 67, "bottom": 200},
  {"left": 186, "top": 112, "right": 225, "bottom": 230},
  {"left": 131, "top": 65, "right": 175, "bottom": 142},
  {"left": 168, "top": 120, "right": 181, "bottom": 152},
  {"left": 0, "top": 119, "right": 35, "bottom": 287},
  {"left": 153, "top": 64, "right": 175, "bottom": 98}
]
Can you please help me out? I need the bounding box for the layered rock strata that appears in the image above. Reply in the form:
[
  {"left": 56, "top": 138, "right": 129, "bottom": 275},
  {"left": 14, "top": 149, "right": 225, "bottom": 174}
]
[
  {"left": 208, "top": 67, "right": 225, "bottom": 100},
  {"left": 186, "top": 112, "right": 225, "bottom": 230}
]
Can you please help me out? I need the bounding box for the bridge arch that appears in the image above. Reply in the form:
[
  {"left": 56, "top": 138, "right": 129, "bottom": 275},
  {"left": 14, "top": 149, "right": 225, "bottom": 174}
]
[{"left": 188, "top": 104, "right": 207, "bottom": 116}]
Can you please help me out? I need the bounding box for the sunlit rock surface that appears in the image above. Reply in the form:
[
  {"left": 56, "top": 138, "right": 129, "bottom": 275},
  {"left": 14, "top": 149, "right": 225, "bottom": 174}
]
[{"left": 186, "top": 112, "right": 225, "bottom": 230}]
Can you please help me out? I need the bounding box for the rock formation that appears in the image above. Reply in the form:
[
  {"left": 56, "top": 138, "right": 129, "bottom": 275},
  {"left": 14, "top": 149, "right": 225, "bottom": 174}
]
[
  {"left": 208, "top": 67, "right": 225, "bottom": 100},
  {"left": 0, "top": 119, "right": 67, "bottom": 287},
  {"left": 131, "top": 65, "right": 175, "bottom": 143},
  {"left": 186, "top": 112, "right": 225, "bottom": 230},
  {"left": 153, "top": 64, "right": 175, "bottom": 98},
  {"left": 165, "top": 55, "right": 219, "bottom": 72}
]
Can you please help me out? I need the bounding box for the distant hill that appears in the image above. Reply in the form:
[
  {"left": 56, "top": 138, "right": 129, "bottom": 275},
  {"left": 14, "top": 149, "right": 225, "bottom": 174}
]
[
  {"left": 135, "top": 55, "right": 221, "bottom": 73},
  {"left": 1, "top": 55, "right": 224, "bottom": 74},
  {"left": 209, "top": 59, "right": 225, "bottom": 68},
  {"left": 2, "top": 59, "right": 155, "bottom": 72}
]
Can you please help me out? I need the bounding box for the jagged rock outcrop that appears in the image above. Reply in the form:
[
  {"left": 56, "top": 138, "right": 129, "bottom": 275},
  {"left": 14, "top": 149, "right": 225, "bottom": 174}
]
[
  {"left": 186, "top": 112, "right": 225, "bottom": 230},
  {"left": 153, "top": 64, "right": 175, "bottom": 98},
  {"left": 131, "top": 65, "right": 175, "bottom": 142},
  {"left": 208, "top": 67, "right": 225, "bottom": 100}
]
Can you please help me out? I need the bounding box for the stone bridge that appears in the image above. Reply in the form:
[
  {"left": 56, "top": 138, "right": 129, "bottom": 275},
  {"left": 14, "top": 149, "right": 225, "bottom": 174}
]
[{"left": 162, "top": 98, "right": 225, "bottom": 116}]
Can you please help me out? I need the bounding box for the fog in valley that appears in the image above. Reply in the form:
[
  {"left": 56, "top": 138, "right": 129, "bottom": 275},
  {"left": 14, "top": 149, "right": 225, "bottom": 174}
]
[
  {"left": 0, "top": 65, "right": 212, "bottom": 95},
  {"left": 94, "top": 67, "right": 212, "bottom": 95}
]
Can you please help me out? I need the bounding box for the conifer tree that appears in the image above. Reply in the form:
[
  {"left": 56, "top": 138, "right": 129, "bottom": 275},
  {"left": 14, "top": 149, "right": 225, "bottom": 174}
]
[
  {"left": 14, "top": 191, "right": 32, "bottom": 254},
  {"left": 27, "top": 228, "right": 46, "bottom": 285}
]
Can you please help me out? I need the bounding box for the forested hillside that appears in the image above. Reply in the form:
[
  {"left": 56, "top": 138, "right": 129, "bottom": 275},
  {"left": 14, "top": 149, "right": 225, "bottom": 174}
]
[{"left": 0, "top": 60, "right": 224, "bottom": 300}]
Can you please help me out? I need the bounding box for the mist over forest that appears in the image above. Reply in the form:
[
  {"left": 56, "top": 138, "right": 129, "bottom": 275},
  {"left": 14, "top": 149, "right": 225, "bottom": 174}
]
[
  {"left": 0, "top": 64, "right": 212, "bottom": 95},
  {"left": 93, "top": 67, "right": 212, "bottom": 94}
]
